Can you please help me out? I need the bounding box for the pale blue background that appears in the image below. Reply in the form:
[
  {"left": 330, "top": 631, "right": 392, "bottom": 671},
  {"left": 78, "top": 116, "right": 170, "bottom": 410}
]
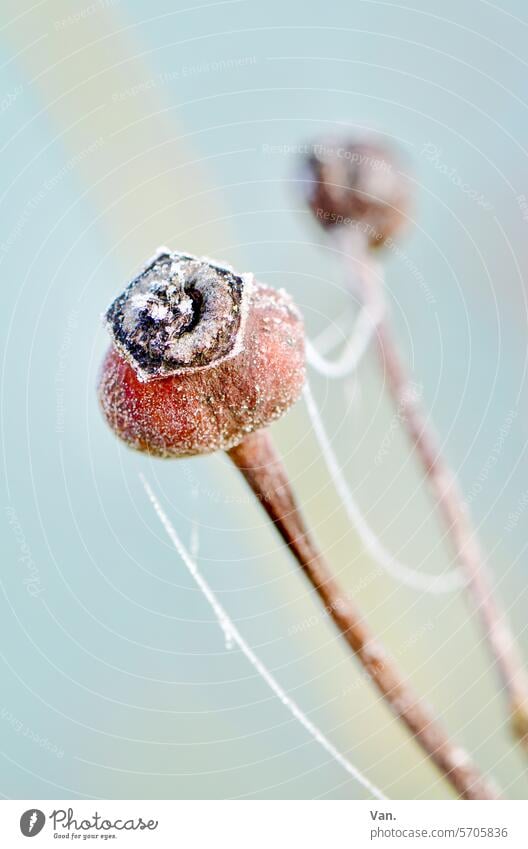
[{"left": 1, "top": 0, "right": 528, "bottom": 799}]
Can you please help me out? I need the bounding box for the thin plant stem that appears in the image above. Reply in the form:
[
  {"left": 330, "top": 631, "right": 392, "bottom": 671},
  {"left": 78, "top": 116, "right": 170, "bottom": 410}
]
[
  {"left": 378, "top": 316, "right": 528, "bottom": 743},
  {"left": 228, "top": 429, "right": 499, "bottom": 800},
  {"left": 342, "top": 232, "right": 528, "bottom": 745},
  {"left": 140, "top": 474, "right": 386, "bottom": 801}
]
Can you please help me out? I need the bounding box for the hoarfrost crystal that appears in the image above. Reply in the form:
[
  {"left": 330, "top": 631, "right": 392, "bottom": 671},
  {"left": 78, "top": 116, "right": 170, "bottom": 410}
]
[{"left": 105, "top": 247, "right": 253, "bottom": 382}]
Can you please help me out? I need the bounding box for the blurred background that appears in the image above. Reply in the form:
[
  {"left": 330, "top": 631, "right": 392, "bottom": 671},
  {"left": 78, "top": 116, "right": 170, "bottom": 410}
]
[{"left": 1, "top": 0, "right": 528, "bottom": 800}]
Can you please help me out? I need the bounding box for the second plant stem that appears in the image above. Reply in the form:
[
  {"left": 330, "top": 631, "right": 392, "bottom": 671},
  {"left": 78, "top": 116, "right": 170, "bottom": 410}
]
[
  {"left": 229, "top": 429, "right": 499, "bottom": 800},
  {"left": 345, "top": 233, "right": 528, "bottom": 745}
]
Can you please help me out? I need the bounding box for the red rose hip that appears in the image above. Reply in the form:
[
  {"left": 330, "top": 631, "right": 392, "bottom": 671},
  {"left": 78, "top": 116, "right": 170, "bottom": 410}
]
[{"left": 98, "top": 248, "right": 305, "bottom": 457}]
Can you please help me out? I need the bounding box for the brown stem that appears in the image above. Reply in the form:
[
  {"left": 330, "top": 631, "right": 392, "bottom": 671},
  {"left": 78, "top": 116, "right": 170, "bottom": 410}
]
[
  {"left": 375, "top": 316, "right": 528, "bottom": 745},
  {"left": 337, "top": 229, "right": 528, "bottom": 745},
  {"left": 228, "top": 429, "right": 499, "bottom": 800}
]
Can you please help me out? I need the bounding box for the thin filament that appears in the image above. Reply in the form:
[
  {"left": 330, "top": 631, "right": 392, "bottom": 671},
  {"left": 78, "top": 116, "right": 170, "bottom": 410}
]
[
  {"left": 306, "top": 299, "right": 383, "bottom": 379},
  {"left": 140, "top": 473, "right": 387, "bottom": 801},
  {"left": 303, "top": 382, "right": 465, "bottom": 595}
]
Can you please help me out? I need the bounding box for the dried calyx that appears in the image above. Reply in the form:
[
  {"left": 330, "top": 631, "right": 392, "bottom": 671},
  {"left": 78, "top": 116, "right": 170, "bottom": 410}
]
[
  {"left": 105, "top": 248, "right": 251, "bottom": 382},
  {"left": 300, "top": 135, "right": 410, "bottom": 245},
  {"left": 99, "top": 248, "right": 305, "bottom": 457}
]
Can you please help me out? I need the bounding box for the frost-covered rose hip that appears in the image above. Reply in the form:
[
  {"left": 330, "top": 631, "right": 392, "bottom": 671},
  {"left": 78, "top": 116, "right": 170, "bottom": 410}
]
[
  {"left": 98, "top": 248, "right": 305, "bottom": 457},
  {"left": 300, "top": 136, "right": 411, "bottom": 245},
  {"left": 96, "top": 248, "right": 502, "bottom": 800}
]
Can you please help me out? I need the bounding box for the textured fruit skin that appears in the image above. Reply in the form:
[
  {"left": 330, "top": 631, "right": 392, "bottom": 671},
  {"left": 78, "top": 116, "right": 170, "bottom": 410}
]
[
  {"left": 98, "top": 282, "right": 305, "bottom": 457},
  {"left": 302, "top": 138, "right": 410, "bottom": 245}
]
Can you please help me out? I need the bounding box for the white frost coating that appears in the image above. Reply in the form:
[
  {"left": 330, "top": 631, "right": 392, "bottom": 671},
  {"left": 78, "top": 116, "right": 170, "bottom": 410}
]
[
  {"left": 303, "top": 383, "right": 465, "bottom": 595},
  {"left": 105, "top": 247, "right": 254, "bottom": 383},
  {"left": 140, "top": 474, "right": 386, "bottom": 801}
]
